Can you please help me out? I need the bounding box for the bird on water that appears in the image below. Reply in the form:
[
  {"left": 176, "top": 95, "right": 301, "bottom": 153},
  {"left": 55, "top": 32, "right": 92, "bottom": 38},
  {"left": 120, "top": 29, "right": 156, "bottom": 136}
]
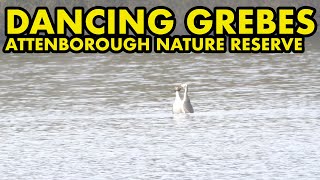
[
  {"left": 172, "top": 83, "right": 194, "bottom": 114},
  {"left": 172, "top": 85, "right": 183, "bottom": 114}
]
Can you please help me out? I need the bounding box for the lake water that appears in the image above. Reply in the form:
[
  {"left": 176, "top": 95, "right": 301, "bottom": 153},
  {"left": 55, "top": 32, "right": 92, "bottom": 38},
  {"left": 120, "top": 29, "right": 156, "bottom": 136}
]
[{"left": 0, "top": 41, "right": 319, "bottom": 179}]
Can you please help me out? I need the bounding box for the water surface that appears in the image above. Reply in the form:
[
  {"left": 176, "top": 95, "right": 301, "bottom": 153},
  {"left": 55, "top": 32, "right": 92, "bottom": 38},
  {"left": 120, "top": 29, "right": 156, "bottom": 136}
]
[{"left": 0, "top": 46, "right": 319, "bottom": 179}]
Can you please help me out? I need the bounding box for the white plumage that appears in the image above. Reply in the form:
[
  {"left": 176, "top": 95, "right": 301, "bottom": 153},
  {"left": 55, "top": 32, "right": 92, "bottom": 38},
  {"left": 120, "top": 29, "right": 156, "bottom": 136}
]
[
  {"left": 172, "top": 86, "right": 183, "bottom": 114},
  {"left": 172, "top": 83, "right": 194, "bottom": 114}
]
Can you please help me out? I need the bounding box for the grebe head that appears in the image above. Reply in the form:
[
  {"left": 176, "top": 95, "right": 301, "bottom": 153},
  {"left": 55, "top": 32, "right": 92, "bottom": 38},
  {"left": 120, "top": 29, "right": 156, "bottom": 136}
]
[
  {"left": 181, "top": 83, "right": 188, "bottom": 88},
  {"left": 174, "top": 86, "right": 182, "bottom": 92}
]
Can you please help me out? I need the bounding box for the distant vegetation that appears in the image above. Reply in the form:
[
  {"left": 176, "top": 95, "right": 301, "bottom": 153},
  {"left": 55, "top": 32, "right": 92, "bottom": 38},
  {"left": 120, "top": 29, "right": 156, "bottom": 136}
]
[{"left": 0, "top": 0, "right": 319, "bottom": 42}]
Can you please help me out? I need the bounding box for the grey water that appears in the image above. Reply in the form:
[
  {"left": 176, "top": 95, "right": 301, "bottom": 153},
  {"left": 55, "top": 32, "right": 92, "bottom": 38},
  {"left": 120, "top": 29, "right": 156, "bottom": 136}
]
[{"left": 0, "top": 43, "right": 319, "bottom": 179}]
